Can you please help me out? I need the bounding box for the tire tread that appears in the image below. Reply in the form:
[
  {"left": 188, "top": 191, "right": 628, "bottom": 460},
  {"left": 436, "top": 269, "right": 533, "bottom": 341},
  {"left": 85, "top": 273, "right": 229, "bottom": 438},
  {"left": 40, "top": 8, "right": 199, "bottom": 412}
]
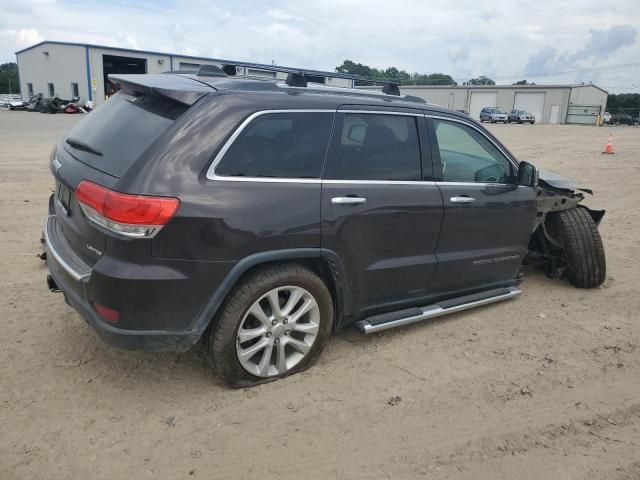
[
  {"left": 204, "top": 263, "right": 333, "bottom": 387},
  {"left": 552, "top": 207, "right": 606, "bottom": 288}
]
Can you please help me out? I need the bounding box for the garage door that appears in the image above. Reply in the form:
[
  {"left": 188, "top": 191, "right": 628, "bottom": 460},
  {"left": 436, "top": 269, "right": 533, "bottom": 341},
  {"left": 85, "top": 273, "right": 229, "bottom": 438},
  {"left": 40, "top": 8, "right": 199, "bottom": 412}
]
[
  {"left": 469, "top": 92, "right": 498, "bottom": 120},
  {"left": 514, "top": 92, "right": 545, "bottom": 123}
]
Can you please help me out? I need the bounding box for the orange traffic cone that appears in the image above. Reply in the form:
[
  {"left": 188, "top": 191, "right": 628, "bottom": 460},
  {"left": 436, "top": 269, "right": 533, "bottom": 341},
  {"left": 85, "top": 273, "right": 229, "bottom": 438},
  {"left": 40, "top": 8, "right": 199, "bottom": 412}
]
[{"left": 602, "top": 134, "right": 615, "bottom": 154}]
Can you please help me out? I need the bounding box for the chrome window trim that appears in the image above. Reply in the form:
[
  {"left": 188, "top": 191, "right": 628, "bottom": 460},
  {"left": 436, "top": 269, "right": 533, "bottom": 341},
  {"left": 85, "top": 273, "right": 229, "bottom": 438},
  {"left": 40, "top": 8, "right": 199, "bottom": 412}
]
[
  {"left": 338, "top": 109, "right": 423, "bottom": 117},
  {"left": 436, "top": 181, "right": 530, "bottom": 188},
  {"left": 207, "top": 108, "right": 426, "bottom": 183},
  {"left": 323, "top": 179, "right": 436, "bottom": 186},
  {"left": 206, "top": 109, "right": 335, "bottom": 181}
]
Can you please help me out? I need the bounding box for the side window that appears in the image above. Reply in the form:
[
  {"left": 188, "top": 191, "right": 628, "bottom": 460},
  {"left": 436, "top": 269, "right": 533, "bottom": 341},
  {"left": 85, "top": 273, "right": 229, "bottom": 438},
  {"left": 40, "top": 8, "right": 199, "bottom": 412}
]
[
  {"left": 432, "top": 119, "right": 514, "bottom": 183},
  {"left": 215, "top": 112, "right": 333, "bottom": 179},
  {"left": 331, "top": 113, "right": 421, "bottom": 181}
]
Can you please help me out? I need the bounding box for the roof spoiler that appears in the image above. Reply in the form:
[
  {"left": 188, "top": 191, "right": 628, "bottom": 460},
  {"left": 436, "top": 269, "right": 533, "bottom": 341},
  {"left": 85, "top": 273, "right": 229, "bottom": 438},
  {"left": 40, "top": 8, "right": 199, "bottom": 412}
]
[{"left": 108, "top": 73, "right": 215, "bottom": 106}]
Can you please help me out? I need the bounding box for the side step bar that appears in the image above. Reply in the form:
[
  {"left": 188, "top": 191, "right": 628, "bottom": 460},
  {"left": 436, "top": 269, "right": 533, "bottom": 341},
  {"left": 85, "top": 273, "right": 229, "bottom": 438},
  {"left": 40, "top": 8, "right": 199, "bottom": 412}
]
[{"left": 354, "top": 287, "right": 521, "bottom": 334}]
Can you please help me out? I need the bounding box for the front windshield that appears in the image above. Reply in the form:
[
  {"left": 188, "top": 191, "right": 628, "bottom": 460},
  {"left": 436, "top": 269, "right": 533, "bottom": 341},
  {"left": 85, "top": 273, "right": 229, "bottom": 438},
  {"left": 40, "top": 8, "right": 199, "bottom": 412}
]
[{"left": 491, "top": 108, "right": 506, "bottom": 114}]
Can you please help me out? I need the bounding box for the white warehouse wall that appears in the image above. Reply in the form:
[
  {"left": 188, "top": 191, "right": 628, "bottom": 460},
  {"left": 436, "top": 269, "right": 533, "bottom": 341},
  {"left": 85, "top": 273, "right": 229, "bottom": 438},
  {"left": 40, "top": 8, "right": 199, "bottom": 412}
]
[
  {"left": 17, "top": 41, "right": 354, "bottom": 108},
  {"left": 17, "top": 43, "right": 88, "bottom": 103},
  {"left": 88, "top": 47, "right": 171, "bottom": 105},
  {"left": 569, "top": 85, "right": 608, "bottom": 113},
  {"left": 361, "top": 85, "right": 579, "bottom": 124}
]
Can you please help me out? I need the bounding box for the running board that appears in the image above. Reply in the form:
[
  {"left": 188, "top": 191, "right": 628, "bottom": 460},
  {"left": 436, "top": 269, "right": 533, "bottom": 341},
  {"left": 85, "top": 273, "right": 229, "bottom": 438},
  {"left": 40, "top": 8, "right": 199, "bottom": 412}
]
[{"left": 354, "top": 287, "right": 521, "bottom": 334}]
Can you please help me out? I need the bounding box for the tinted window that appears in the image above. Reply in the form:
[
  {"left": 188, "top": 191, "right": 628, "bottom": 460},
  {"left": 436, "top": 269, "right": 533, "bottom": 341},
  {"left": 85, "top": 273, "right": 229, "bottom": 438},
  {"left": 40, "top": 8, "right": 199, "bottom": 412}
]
[
  {"left": 433, "top": 119, "right": 514, "bottom": 183},
  {"left": 331, "top": 113, "right": 421, "bottom": 181},
  {"left": 64, "top": 92, "right": 187, "bottom": 177},
  {"left": 215, "top": 112, "right": 333, "bottom": 179}
]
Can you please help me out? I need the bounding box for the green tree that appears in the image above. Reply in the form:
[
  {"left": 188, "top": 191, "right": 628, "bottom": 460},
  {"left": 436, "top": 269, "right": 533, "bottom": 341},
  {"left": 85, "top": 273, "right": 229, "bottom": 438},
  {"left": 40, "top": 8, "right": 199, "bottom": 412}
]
[
  {"left": 335, "top": 60, "right": 456, "bottom": 86},
  {"left": 0, "top": 62, "right": 20, "bottom": 94},
  {"left": 512, "top": 79, "right": 536, "bottom": 85},
  {"left": 606, "top": 93, "right": 640, "bottom": 116},
  {"left": 410, "top": 73, "right": 457, "bottom": 85},
  {"left": 466, "top": 76, "right": 496, "bottom": 85}
]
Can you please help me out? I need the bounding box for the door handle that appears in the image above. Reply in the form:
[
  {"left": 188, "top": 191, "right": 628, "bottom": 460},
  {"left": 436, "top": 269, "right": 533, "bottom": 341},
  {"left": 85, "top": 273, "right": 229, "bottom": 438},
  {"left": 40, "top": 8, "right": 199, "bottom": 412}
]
[
  {"left": 332, "top": 196, "right": 367, "bottom": 205},
  {"left": 450, "top": 196, "right": 475, "bottom": 204}
]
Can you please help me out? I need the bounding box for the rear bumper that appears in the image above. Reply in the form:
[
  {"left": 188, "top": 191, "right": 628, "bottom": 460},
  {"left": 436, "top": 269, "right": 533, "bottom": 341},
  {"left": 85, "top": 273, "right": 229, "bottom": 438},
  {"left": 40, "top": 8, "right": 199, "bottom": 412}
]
[{"left": 44, "top": 215, "right": 202, "bottom": 352}]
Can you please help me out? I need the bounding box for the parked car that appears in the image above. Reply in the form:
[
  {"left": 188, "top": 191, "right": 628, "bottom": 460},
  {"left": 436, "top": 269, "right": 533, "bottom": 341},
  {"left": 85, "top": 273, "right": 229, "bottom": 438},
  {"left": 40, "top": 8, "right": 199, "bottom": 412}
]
[
  {"left": 43, "top": 70, "right": 607, "bottom": 387},
  {"left": 0, "top": 98, "right": 26, "bottom": 110},
  {"left": 608, "top": 113, "right": 635, "bottom": 125},
  {"left": 479, "top": 107, "right": 508, "bottom": 123},
  {"left": 508, "top": 110, "right": 535, "bottom": 124}
]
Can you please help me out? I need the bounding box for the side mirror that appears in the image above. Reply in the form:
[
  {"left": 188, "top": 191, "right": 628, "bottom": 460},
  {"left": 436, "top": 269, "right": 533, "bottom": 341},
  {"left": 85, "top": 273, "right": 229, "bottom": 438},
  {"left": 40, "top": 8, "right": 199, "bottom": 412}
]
[{"left": 518, "top": 161, "right": 538, "bottom": 187}]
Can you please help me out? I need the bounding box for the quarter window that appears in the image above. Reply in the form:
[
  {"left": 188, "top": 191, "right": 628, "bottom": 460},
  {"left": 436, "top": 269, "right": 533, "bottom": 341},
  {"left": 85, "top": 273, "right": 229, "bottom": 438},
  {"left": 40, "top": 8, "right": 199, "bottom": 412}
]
[
  {"left": 215, "top": 112, "right": 333, "bottom": 179},
  {"left": 331, "top": 113, "right": 421, "bottom": 181},
  {"left": 433, "top": 119, "right": 514, "bottom": 183}
]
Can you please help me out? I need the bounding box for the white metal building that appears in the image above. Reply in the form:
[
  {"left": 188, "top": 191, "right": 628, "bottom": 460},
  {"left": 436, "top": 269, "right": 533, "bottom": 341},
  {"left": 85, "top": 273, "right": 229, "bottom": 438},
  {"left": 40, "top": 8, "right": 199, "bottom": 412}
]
[
  {"left": 16, "top": 41, "right": 607, "bottom": 124},
  {"left": 379, "top": 84, "right": 608, "bottom": 125},
  {"left": 15, "top": 41, "right": 352, "bottom": 107}
]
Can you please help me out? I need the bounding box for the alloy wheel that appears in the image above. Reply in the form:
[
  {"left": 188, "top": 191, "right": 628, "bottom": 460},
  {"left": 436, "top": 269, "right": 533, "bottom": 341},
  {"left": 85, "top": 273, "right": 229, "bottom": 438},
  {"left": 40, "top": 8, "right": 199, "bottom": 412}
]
[{"left": 235, "top": 286, "right": 320, "bottom": 377}]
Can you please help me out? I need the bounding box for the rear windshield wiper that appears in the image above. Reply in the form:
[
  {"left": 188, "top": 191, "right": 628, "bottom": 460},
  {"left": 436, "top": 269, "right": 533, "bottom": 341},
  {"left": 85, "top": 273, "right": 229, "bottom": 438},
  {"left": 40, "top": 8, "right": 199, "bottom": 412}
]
[{"left": 65, "top": 137, "right": 103, "bottom": 156}]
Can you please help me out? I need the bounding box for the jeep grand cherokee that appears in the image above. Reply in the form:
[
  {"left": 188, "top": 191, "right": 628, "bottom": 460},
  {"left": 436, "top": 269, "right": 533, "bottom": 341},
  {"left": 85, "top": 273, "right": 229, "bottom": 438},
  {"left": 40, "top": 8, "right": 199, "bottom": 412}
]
[{"left": 44, "top": 69, "right": 606, "bottom": 387}]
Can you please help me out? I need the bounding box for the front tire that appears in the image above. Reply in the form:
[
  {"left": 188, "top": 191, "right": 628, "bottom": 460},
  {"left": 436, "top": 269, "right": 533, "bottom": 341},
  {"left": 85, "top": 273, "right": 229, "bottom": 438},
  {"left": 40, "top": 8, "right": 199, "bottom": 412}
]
[
  {"left": 205, "top": 264, "right": 333, "bottom": 387},
  {"left": 550, "top": 208, "right": 606, "bottom": 288}
]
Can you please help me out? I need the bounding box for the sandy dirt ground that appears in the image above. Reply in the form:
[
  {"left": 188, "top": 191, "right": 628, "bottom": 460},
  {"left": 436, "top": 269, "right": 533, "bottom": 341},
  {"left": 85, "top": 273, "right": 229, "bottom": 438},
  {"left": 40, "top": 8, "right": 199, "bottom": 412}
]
[{"left": 1, "top": 110, "right": 639, "bottom": 480}]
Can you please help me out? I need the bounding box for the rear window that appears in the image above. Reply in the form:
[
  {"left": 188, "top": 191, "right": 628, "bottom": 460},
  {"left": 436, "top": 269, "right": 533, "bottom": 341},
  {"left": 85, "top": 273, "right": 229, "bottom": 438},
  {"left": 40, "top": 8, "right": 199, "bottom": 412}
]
[{"left": 63, "top": 93, "right": 187, "bottom": 177}]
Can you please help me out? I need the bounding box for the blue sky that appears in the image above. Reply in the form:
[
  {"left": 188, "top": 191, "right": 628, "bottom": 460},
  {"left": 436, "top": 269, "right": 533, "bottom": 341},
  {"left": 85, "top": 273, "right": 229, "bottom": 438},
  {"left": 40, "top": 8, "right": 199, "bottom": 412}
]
[{"left": 1, "top": 0, "right": 639, "bottom": 92}]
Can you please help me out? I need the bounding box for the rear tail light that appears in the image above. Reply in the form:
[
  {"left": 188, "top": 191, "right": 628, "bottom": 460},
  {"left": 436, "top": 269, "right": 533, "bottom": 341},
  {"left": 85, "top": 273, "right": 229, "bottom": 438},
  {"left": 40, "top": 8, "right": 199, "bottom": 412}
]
[{"left": 75, "top": 181, "right": 179, "bottom": 238}]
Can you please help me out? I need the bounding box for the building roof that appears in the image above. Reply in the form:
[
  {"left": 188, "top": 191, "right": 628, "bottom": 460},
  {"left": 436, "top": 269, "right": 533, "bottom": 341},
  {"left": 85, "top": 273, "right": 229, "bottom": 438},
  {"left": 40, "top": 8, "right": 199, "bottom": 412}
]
[{"left": 14, "top": 40, "right": 319, "bottom": 75}]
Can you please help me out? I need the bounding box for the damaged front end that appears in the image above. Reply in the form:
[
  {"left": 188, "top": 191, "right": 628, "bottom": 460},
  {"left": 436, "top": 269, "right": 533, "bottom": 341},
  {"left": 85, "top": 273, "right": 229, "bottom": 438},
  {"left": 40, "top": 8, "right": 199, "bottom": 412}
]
[{"left": 525, "top": 170, "right": 605, "bottom": 279}]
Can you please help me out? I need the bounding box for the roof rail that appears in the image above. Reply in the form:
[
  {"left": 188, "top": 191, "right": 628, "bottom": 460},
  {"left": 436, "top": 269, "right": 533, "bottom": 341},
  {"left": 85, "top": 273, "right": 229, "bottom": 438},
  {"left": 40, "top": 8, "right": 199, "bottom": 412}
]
[{"left": 219, "top": 61, "right": 402, "bottom": 96}]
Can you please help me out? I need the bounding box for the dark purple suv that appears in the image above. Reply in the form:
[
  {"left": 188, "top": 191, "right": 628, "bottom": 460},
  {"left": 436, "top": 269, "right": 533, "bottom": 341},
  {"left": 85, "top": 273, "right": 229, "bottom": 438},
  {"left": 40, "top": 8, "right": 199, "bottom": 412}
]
[{"left": 44, "top": 69, "right": 606, "bottom": 387}]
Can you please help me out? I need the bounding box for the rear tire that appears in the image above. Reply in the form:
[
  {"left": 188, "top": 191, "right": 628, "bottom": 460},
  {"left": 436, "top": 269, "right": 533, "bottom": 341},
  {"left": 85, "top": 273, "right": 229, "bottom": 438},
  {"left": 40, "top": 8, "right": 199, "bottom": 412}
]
[
  {"left": 550, "top": 208, "right": 606, "bottom": 288},
  {"left": 205, "top": 264, "right": 333, "bottom": 388}
]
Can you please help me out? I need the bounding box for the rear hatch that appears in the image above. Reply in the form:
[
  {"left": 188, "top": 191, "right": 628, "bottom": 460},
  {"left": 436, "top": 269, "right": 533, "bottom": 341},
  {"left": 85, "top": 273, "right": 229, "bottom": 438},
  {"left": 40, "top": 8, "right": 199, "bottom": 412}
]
[{"left": 51, "top": 74, "right": 214, "bottom": 266}]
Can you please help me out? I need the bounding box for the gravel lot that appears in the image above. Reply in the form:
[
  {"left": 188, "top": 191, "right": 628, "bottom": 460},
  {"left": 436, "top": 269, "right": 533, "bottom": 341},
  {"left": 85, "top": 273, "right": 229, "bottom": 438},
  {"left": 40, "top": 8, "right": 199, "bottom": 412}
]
[{"left": 1, "top": 110, "right": 639, "bottom": 479}]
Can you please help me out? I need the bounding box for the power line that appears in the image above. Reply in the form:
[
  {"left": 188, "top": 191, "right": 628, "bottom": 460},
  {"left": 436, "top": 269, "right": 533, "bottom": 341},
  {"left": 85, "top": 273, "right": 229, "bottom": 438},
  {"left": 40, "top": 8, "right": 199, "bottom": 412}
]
[
  {"left": 493, "top": 62, "right": 640, "bottom": 80},
  {"left": 450, "top": 62, "right": 640, "bottom": 82}
]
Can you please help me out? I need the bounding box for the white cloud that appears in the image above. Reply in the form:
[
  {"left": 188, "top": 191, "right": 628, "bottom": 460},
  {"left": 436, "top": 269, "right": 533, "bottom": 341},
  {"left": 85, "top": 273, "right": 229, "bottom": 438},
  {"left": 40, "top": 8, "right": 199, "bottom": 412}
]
[
  {"left": 1, "top": 28, "right": 44, "bottom": 48},
  {"left": 1, "top": 0, "right": 639, "bottom": 91}
]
